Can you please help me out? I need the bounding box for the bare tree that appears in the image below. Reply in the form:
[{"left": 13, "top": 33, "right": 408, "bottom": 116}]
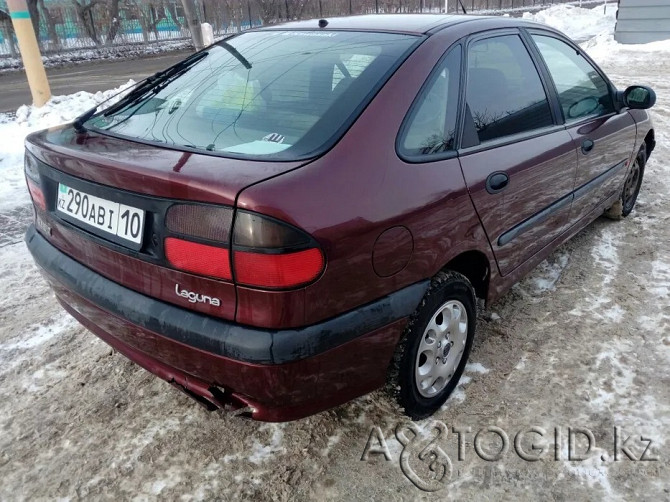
[
  {"left": 166, "top": 0, "right": 184, "bottom": 30},
  {"left": 72, "top": 0, "right": 102, "bottom": 46},
  {"left": 256, "top": 0, "right": 280, "bottom": 24},
  {"left": 0, "top": 9, "right": 18, "bottom": 58},
  {"left": 125, "top": 0, "right": 167, "bottom": 42},
  {"left": 288, "top": 0, "right": 310, "bottom": 19},
  {"left": 38, "top": 0, "right": 61, "bottom": 50},
  {"left": 106, "top": 0, "right": 122, "bottom": 45}
]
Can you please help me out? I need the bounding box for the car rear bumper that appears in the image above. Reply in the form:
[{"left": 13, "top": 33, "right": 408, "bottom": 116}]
[{"left": 26, "top": 225, "right": 426, "bottom": 421}]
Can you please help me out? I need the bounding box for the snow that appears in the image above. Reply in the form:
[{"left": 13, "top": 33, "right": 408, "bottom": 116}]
[
  {"left": 584, "top": 34, "right": 670, "bottom": 65},
  {"left": 522, "top": 3, "right": 617, "bottom": 42},
  {"left": 248, "top": 423, "right": 286, "bottom": 464},
  {"left": 523, "top": 1, "right": 670, "bottom": 64},
  {"left": 465, "top": 362, "right": 490, "bottom": 374},
  {"left": 441, "top": 362, "right": 490, "bottom": 407},
  {"left": 529, "top": 252, "right": 570, "bottom": 293},
  {"left": 321, "top": 434, "right": 341, "bottom": 457},
  {"left": 0, "top": 314, "right": 76, "bottom": 352},
  {"left": 0, "top": 80, "right": 135, "bottom": 212}
]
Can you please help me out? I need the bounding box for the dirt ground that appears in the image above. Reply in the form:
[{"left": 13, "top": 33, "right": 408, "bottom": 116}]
[{"left": 0, "top": 53, "right": 669, "bottom": 501}]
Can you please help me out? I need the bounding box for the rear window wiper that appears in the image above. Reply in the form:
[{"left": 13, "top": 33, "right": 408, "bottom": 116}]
[
  {"left": 220, "top": 41, "right": 252, "bottom": 70},
  {"left": 73, "top": 51, "right": 209, "bottom": 133}
]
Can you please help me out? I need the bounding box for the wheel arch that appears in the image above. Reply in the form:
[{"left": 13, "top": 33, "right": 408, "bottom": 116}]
[
  {"left": 643, "top": 128, "right": 655, "bottom": 160},
  {"left": 440, "top": 249, "right": 491, "bottom": 301}
]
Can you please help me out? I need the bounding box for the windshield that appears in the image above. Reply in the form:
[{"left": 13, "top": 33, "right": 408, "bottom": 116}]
[{"left": 87, "top": 30, "right": 420, "bottom": 160}]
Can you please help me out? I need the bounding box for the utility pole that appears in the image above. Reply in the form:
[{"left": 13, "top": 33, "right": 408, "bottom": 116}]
[
  {"left": 7, "top": 0, "right": 50, "bottom": 106},
  {"left": 180, "top": 0, "right": 203, "bottom": 50}
]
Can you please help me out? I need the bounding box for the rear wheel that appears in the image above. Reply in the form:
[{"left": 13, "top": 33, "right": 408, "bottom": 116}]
[
  {"left": 605, "top": 145, "right": 646, "bottom": 220},
  {"left": 388, "top": 271, "right": 476, "bottom": 420}
]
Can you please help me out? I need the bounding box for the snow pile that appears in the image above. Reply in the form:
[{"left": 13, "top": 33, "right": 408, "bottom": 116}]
[
  {"left": 522, "top": 3, "right": 616, "bottom": 42},
  {"left": 583, "top": 33, "right": 670, "bottom": 65},
  {"left": 0, "top": 80, "right": 135, "bottom": 211},
  {"left": 524, "top": 2, "right": 670, "bottom": 68}
]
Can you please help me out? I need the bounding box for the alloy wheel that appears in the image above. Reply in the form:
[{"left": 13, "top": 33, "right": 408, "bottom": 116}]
[{"left": 414, "top": 300, "right": 468, "bottom": 398}]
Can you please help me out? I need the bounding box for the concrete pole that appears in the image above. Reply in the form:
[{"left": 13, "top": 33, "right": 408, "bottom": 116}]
[
  {"left": 7, "top": 0, "right": 50, "bottom": 106},
  {"left": 180, "top": 0, "right": 203, "bottom": 50}
]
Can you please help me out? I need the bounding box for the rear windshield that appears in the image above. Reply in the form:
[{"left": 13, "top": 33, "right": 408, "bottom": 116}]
[{"left": 87, "top": 30, "right": 420, "bottom": 160}]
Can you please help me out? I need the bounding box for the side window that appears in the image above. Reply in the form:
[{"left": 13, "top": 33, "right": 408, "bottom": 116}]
[
  {"left": 465, "top": 35, "right": 553, "bottom": 145},
  {"left": 532, "top": 34, "right": 614, "bottom": 122},
  {"left": 399, "top": 47, "right": 461, "bottom": 158}
]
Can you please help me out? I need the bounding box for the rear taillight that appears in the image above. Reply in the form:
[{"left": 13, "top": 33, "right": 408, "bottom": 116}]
[
  {"left": 166, "top": 204, "right": 233, "bottom": 241},
  {"left": 27, "top": 178, "right": 46, "bottom": 211},
  {"left": 165, "top": 238, "right": 232, "bottom": 280},
  {"left": 233, "top": 248, "right": 324, "bottom": 288},
  {"left": 164, "top": 204, "right": 324, "bottom": 289},
  {"left": 25, "top": 151, "right": 46, "bottom": 211},
  {"left": 232, "top": 210, "right": 324, "bottom": 288},
  {"left": 164, "top": 204, "right": 234, "bottom": 281}
]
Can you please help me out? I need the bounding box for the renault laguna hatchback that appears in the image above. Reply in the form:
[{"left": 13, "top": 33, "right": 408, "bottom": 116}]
[{"left": 24, "top": 15, "right": 655, "bottom": 421}]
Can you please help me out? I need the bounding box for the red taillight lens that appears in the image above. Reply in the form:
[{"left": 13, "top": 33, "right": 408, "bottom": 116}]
[
  {"left": 25, "top": 151, "right": 46, "bottom": 211},
  {"left": 232, "top": 210, "right": 325, "bottom": 289},
  {"left": 27, "top": 178, "right": 46, "bottom": 211},
  {"left": 234, "top": 248, "right": 324, "bottom": 288},
  {"left": 163, "top": 205, "right": 324, "bottom": 289},
  {"left": 165, "top": 237, "right": 231, "bottom": 280}
]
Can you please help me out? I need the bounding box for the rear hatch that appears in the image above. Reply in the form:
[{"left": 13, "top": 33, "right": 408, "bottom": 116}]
[
  {"left": 24, "top": 29, "right": 421, "bottom": 324},
  {"left": 26, "top": 125, "right": 306, "bottom": 321}
]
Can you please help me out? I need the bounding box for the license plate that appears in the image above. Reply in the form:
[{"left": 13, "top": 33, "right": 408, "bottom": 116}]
[{"left": 56, "top": 183, "right": 145, "bottom": 245}]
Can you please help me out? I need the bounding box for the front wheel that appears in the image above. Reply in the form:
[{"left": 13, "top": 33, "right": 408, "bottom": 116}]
[
  {"left": 388, "top": 271, "right": 476, "bottom": 420},
  {"left": 605, "top": 145, "right": 646, "bottom": 220}
]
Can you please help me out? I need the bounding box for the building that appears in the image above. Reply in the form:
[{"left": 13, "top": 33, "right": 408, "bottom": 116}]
[{"left": 614, "top": 0, "right": 670, "bottom": 44}]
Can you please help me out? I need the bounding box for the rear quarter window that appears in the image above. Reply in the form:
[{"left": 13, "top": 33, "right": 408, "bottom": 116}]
[{"left": 398, "top": 46, "right": 462, "bottom": 159}]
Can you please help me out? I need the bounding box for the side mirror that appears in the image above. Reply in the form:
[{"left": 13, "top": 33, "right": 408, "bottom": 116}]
[{"left": 623, "top": 85, "right": 656, "bottom": 109}]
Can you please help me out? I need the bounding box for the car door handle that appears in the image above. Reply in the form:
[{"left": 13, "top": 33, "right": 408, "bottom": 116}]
[
  {"left": 581, "top": 139, "right": 595, "bottom": 154},
  {"left": 486, "top": 172, "right": 509, "bottom": 194}
]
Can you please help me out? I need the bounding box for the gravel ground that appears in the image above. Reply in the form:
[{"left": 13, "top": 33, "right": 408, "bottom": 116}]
[{"left": 0, "top": 45, "right": 668, "bottom": 501}]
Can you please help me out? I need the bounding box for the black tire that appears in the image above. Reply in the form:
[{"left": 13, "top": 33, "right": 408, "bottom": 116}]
[
  {"left": 605, "top": 145, "right": 646, "bottom": 220},
  {"left": 388, "top": 271, "right": 476, "bottom": 420}
]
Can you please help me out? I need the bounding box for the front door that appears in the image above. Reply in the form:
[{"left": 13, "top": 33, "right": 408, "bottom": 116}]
[{"left": 529, "top": 33, "right": 637, "bottom": 222}]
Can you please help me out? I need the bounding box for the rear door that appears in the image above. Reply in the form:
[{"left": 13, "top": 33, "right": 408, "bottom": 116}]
[
  {"left": 458, "top": 31, "right": 578, "bottom": 276},
  {"left": 528, "top": 32, "right": 637, "bottom": 222}
]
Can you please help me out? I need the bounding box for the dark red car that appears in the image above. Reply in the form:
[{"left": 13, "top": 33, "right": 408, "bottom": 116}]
[{"left": 24, "top": 14, "right": 655, "bottom": 421}]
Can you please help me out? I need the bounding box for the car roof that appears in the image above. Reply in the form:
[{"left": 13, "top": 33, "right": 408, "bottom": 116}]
[{"left": 258, "top": 14, "right": 545, "bottom": 35}]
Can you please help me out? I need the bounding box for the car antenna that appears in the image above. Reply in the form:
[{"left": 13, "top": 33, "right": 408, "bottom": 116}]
[
  {"left": 458, "top": 0, "right": 467, "bottom": 14},
  {"left": 318, "top": 19, "right": 328, "bottom": 28}
]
